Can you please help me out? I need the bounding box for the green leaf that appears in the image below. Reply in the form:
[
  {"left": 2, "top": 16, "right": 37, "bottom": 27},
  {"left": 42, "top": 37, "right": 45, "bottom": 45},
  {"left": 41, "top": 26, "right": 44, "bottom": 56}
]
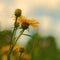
[{"left": 23, "top": 34, "right": 32, "bottom": 37}]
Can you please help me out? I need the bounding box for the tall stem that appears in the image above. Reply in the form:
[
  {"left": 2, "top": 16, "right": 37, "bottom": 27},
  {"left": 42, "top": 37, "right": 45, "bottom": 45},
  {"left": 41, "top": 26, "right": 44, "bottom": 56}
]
[
  {"left": 10, "top": 17, "right": 17, "bottom": 47},
  {"left": 7, "top": 29, "right": 25, "bottom": 60},
  {"left": 8, "top": 17, "right": 18, "bottom": 60},
  {"left": 19, "top": 53, "right": 22, "bottom": 60}
]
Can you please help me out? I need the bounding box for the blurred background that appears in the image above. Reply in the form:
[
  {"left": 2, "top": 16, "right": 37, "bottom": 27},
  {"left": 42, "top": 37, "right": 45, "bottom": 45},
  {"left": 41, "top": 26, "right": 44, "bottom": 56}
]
[{"left": 0, "top": 0, "right": 60, "bottom": 60}]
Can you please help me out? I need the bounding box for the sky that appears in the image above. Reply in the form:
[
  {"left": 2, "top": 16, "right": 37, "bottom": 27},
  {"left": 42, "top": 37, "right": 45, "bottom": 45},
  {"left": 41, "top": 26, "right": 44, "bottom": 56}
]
[{"left": 0, "top": 0, "right": 60, "bottom": 48}]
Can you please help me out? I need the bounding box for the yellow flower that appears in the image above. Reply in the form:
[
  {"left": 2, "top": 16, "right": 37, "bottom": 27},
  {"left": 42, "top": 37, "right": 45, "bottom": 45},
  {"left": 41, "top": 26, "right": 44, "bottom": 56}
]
[
  {"left": 22, "top": 54, "right": 31, "bottom": 60},
  {"left": 1, "top": 45, "right": 24, "bottom": 53},
  {"left": 18, "top": 16, "right": 39, "bottom": 29},
  {"left": 2, "top": 55, "right": 7, "bottom": 60},
  {"left": 2, "top": 55, "right": 15, "bottom": 60}
]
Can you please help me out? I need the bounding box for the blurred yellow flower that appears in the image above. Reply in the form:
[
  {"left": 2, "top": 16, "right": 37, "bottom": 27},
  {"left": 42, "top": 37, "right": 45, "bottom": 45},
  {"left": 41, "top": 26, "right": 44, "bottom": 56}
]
[
  {"left": 2, "top": 55, "right": 15, "bottom": 60},
  {"left": 1, "top": 45, "right": 9, "bottom": 53},
  {"left": 22, "top": 54, "right": 31, "bottom": 60},
  {"left": 2, "top": 55, "right": 7, "bottom": 60},
  {"left": 18, "top": 16, "right": 39, "bottom": 27},
  {"left": 1, "top": 45, "right": 24, "bottom": 53}
]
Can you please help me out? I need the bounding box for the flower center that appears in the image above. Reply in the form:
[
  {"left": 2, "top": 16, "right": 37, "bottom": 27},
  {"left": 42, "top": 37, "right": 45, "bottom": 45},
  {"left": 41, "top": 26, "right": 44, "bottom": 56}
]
[{"left": 21, "top": 23, "right": 29, "bottom": 30}]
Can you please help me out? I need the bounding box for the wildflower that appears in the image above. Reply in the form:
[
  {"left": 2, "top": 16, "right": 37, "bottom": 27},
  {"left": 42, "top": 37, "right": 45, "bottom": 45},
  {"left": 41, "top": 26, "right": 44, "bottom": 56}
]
[
  {"left": 22, "top": 54, "right": 31, "bottom": 60},
  {"left": 14, "top": 48, "right": 20, "bottom": 56},
  {"left": 18, "top": 16, "right": 39, "bottom": 29},
  {"left": 20, "top": 48, "right": 25, "bottom": 53},
  {"left": 15, "top": 9, "right": 22, "bottom": 17},
  {"left": 1, "top": 45, "right": 24, "bottom": 53},
  {"left": 1, "top": 45, "right": 9, "bottom": 53},
  {"left": 2, "top": 55, "right": 15, "bottom": 60},
  {"left": 2, "top": 55, "right": 7, "bottom": 60},
  {"left": 14, "top": 47, "right": 25, "bottom": 56}
]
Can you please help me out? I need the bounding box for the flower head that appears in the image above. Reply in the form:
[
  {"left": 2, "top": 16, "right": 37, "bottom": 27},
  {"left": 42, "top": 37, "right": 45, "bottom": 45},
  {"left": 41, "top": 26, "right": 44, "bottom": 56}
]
[
  {"left": 18, "top": 16, "right": 39, "bottom": 29},
  {"left": 15, "top": 9, "right": 22, "bottom": 17},
  {"left": 19, "top": 48, "right": 25, "bottom": 53}
]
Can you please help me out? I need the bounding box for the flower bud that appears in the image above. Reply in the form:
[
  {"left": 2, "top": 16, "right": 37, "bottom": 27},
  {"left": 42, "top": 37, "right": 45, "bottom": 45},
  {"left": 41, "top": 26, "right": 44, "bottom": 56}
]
[
  {"left": 15, "top": 9, "right": 22, "bottom": 17},
  {"left": 20, "top": 48, "right": 25, "bottom": 53}
]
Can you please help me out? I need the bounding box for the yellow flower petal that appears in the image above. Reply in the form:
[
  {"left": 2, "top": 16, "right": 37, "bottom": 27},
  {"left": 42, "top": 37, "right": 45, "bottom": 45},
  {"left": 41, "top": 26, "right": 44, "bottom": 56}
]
[{"left": 18, "top": 16, "right": 39, "bottom": 27}]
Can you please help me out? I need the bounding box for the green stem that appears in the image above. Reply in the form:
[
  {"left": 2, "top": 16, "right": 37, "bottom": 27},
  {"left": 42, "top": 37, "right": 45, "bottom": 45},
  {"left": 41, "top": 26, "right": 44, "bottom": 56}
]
[
  {"left": 10, "top": 17, "right": 17, "bottom": 47},
  {"left": 19, "top": 53, "right": 22, "bottom": 60},
  {"left": 15, "top": 29, "right": 25, "bottom": 44},
  {"left": 8, "top": 17, "right": 18, "bottom": 60},
  {"left": 8, "top": 29, "right": 25, "bottom": 60}
]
